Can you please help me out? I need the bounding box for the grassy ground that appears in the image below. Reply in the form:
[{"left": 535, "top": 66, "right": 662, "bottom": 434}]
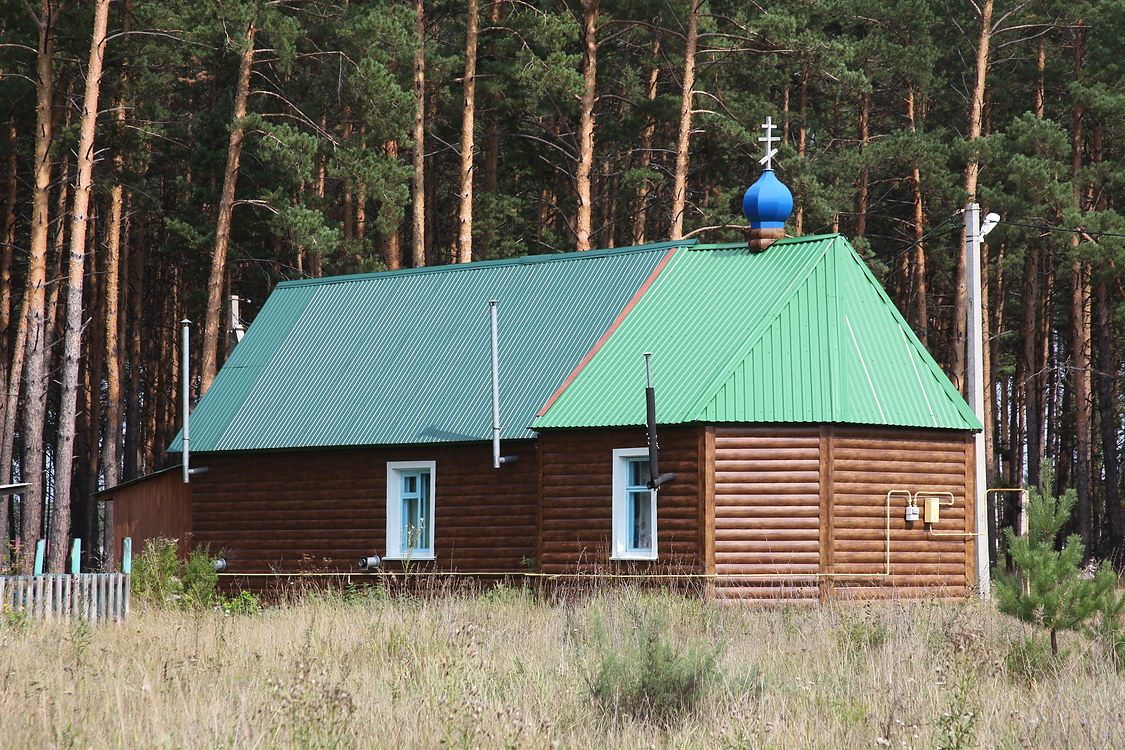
[{"left": 2, "top": 585, "right": 1123, "bottom": 749}]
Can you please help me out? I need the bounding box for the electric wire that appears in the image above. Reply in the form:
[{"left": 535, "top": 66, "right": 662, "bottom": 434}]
[{"left": 993, "top": 219, "right": 1125, "bottom": 240}]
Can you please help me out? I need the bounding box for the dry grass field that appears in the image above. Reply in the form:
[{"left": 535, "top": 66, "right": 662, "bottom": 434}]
[{"left": 3, "top": 585, "right": 1124, "bottom": 749}]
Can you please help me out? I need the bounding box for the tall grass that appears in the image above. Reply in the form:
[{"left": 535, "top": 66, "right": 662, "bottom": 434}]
[{"left": 2, "top": 585, "right": 1123, "bottom": 748}]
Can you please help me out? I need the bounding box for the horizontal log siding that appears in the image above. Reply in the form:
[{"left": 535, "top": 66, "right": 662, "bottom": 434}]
[
  {"left": 189, "top": 441, "right": 538, "bottom": 575},
  {"left": 538, "top": 427, "right": 703, "bottom": 574},
  {"left": 829, "top": 428, "right": 973, "bottom": 599},
  {"left": 712, "top": 427, "right": 822, "bottom": 601},
  {"left": 105, "top": 470, "right": 193, "bottom": 558}
]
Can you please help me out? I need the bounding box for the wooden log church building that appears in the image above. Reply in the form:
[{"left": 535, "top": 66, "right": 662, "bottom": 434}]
[{"left": 100, "top": 126, "right": 984, "bottom": 601}]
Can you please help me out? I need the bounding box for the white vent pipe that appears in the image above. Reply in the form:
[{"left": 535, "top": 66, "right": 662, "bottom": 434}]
[
  {"left": 180, "top": 319, "right": 208, "bottom": 483},
  {"left": 489, "top": 300, "right": 517, "bottom": 468}
]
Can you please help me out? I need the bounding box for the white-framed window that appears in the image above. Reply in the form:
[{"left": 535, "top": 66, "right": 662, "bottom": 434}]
[
  {"left": 611, "top": 448, "right": 657, "bottom": 560},
  {"left": 385, "top": 461, "right": 436, "bottom": 560}
]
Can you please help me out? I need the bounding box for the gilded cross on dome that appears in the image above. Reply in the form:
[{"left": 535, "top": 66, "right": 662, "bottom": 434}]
[{"left": 757, "top": 115, "right": 779, "bottom": 169}]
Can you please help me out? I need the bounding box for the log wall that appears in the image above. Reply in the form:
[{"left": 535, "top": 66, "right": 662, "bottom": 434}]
[
  {"left": 829, "top": 427, "right": 974, "bottom": 599},
  {"left": 712, "top": 427, "right": 823, "bottom": 601},
  {"left": 538, "top": 426, "right": 704, "bottom": 574},
  {"left": 708, "top": 425, "right": 974, "bottom": 601},
  {"left": 188, "top": 441, "right": 539, "bottom": 575},
  {"left": 108, "top": 424, "right": 974, "bottom": 601}
]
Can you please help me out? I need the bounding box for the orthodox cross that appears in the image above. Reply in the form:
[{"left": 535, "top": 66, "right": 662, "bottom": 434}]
[{"left": 758, "top": 115, "right": 779, "bottom": 169}]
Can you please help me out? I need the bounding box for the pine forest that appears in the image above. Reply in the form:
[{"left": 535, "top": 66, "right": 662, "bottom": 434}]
[{"left": 0, "top": 0, "right": 1121, "bottom": 572}]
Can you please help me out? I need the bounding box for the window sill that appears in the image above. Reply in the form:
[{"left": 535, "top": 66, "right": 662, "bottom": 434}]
[
  {"left": 610, "top": 553, "right": 658, "bottom": 562},
  {"left": 382, "top": 553, "right": 437, "bottom": 561}
]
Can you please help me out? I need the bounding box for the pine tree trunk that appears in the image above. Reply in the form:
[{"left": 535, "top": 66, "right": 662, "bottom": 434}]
[
  {"left": 1069, "top": 22, "right": 1091, "bottom": 549},
  {"left": 43, "top": 156, "right": 69, "bottom": 373},
  {"left": 781, "top": 83, "right": 790, "bottom": 146},
  {"left": 0, "top": 124, "right": 17, "bottom": 445},
  {"left": 574, "top": 0, "right": 599, "bottom": 251},
  {"left": 981, "top": 241, "right": 995, "bottom": 481},
  {"left": 411, "top": 0, "right": 426, "bottom": 267},
  {"left": 1009, "top": 364, "right": 1023, "bottom": 487},
  {"left": 1039, "top": 260, "right": 1055, "bottom": 469},
  {"left": 455, "top": 0, "right": 479, "bottom": 262},
  {"left": 0, "top": 292, "right": 30, "bottom": 570},
  {"left": 1092, "top": 279, "right": 1123, "bottom": 553},
  {"left": 631, "top": 39, "right": 661, "bottom": 245},
  {"left": 79, "top": 234, "right": 104, "bottom": 561},
  {"left": 1034, "top": 35, "right": 1046, "bottom": 119},
  {"left": 17, "top": 2, "right": 58, "bottom": 573},
  {"left": 49, "top": 0, "right": 111, "bottom": 572},
  {"left": 201, "top": 20, "right": 255, "bottom": 394},
  {"left": 479, "top": 0, "right": 503, "bottom": 199},
  {"left": 794, "top": 66, "right": 809, "bottom": 234},
  {"left": 342, "top": 112, "right": 354, "bottom": 244},
  {"left": 907, "top": 84, "right": 928, "bottom": 343},
  {"left": 854, "top": 92, "right": 869, "bottom": 237},
  {"left": 381, "top": 140, "right": 403, "bottom": 270},
  {"left": 952, "top": 0, "right": 993, "bottom": 394},
  {"left": 355, "top": 128, "right": 367, "bottom": 250},
  {"left": 102, "top": 185, "right": 126, "bottom": 492},
  {"left": 988, "top": 242, "right": 1005, "bottom": 481},
  {"left": 0, "top": 125, "right": 14, "bottom": 562},
  {"left": 1020, "top": 247, "right": 1042, "bottom": 485},
  {"left": 122, "top": 237, "right": 145, "bottom": 482},
  {"left": 1071, "top": 264, "right": 1092, "bottom": 548},
  {"left": 669, "top": 0, "right": 700, "bottom": 240}
]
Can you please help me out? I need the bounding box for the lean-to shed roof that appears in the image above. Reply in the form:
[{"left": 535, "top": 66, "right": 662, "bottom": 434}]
[
  {"left": 170, "top": 241, "right": 686, "bottom": 452},
  {"left": 533, "top": 234, "right": 981, "bottom": 432}
]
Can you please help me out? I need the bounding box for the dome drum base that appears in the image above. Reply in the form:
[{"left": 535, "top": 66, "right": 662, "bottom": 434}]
[{"left": 745, "top": 227, "right": 786, "bottom": 252}]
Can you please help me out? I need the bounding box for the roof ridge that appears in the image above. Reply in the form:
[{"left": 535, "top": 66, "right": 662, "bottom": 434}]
[
  {"left": 681, "top": 236, "right": 837, "bottom": 421},
  {"left": 275, "top": 239, "right": 698, "bottom": 289},
  {"left": 691, "top": 233, "right": 841, "bottom": 251}
]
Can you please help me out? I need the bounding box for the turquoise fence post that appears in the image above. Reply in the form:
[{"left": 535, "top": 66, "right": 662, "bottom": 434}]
[
  {"left": 122, "top": 537, "right": 132, "bottom": 575},
  {"left": 71, "top": 538, "right": 82, "bottom": 574},
  {"left": 33, "top": 539, "right": 45, "bottom": 575}
]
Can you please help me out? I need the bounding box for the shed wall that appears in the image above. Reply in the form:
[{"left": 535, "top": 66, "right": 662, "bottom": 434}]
[
  {"left": 104, "top": 469, "right": 193, "bottom": 558},
  {"left": 538, "top": 426, "right": 704, "bottom": 574},
  {"left": 188, "top": 441, "right": 538, "bottom": 575}
]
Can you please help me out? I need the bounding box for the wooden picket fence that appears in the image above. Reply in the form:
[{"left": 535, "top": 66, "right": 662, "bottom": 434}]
[{"left": 0, "top": 573, "right": 130, "bottom": 624}]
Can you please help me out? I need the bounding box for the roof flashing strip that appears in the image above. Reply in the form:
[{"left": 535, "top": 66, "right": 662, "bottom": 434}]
[{"left": 534, "top": 247, "right": 682, "bottom": 419}]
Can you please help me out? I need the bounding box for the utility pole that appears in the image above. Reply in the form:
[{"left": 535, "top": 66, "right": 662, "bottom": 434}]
[{"left": 966, "top": 203, "right": 992, "bottom": 598}]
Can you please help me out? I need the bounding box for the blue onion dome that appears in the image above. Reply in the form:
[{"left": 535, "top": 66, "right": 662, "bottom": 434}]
[{"left": 742, "top": 169, "right": 793, "bottom": 229}]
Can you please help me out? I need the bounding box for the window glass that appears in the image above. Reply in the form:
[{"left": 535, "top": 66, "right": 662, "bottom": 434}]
[
  {"left": 625, "top": 458, "right": 653, "bottom": 554},
  {"left": 400, "top": 470, "right": 431, "bottom": 553}
]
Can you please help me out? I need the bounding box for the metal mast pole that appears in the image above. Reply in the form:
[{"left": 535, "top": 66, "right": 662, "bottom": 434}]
[{"left": 965, "top": 203, "right": 990, "bottom": 598}]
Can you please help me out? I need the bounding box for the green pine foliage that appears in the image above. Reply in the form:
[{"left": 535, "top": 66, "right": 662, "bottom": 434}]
[
  {"left": 132, "top": 539, "right": 219, "bottom": 610},
  {"left": 581, "top": 600, "right": 723, "bottom": 727},
  {"left": 994, "top": 461, "right": 1121, "bottom": 654}
]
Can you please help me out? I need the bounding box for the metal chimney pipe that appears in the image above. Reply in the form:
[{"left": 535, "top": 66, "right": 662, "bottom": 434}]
[
  {"left": 643, "top": 352, "right": 675, "bottom": 489},
  {"left": 490, "top": 300, "right": 501, "bottom": 469},
  {"left": 181, "top": 319, "right": 191, "bottom": 484}
]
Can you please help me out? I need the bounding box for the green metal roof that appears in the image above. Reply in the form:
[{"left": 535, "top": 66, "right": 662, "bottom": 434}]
[
  {"left": 533, "top": 234, "right": 980, "bottom": 432},
  {"left": 171, "top": 241, "right": 688, "bottom": 452}
]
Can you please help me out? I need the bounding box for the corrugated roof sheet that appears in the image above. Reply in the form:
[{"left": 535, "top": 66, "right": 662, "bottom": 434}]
[
  {"left": 533, "top": 234, "right": 980, "bottom": 431},
  {"left": 171, "top": 241, "right": 689, "bottom": 452}
]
